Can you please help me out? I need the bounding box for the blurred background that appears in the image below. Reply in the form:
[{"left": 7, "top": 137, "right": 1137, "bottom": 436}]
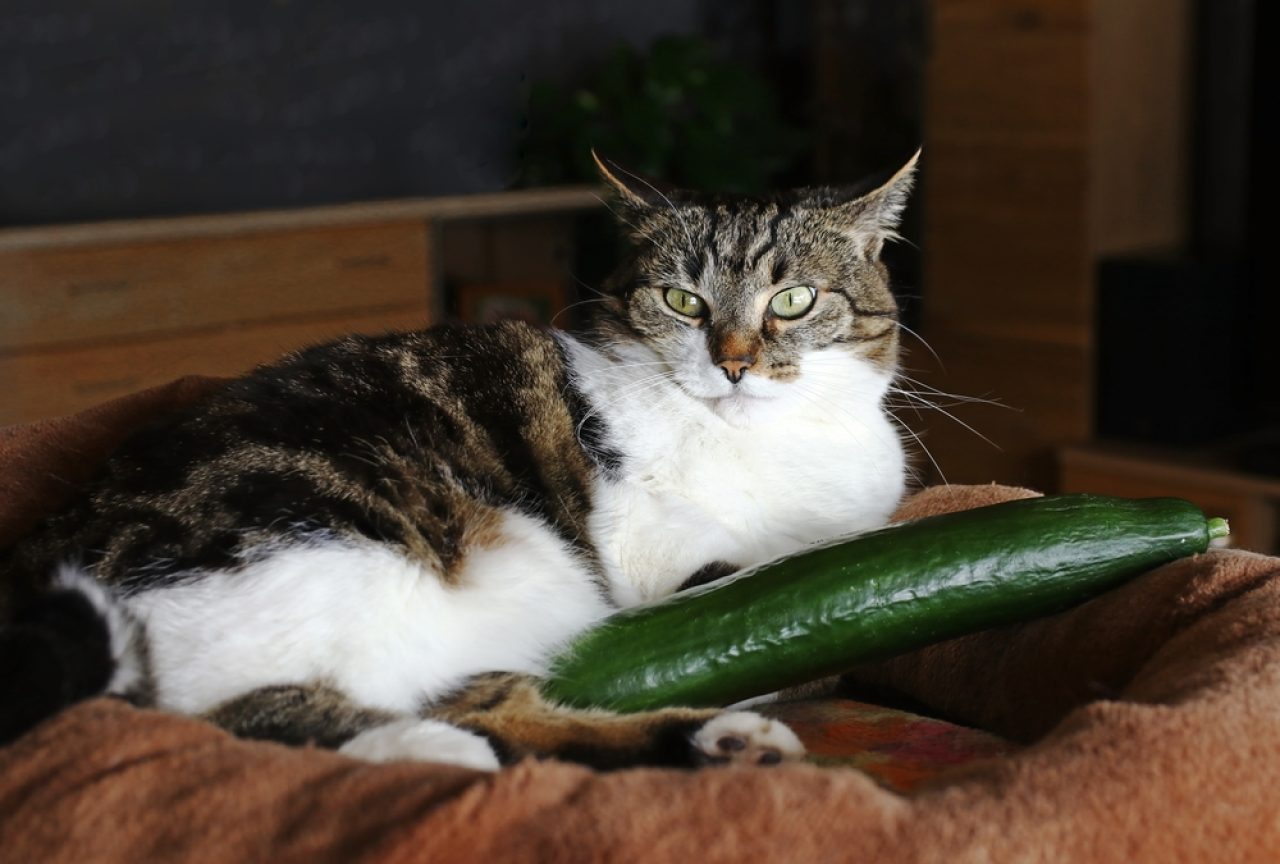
[{"left": 0, "top": 1, "right": 1273, "bottom": 549}]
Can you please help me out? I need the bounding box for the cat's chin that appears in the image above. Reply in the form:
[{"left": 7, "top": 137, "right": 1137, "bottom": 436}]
[
  {"left": 668, "top": 370, "right": 788, "bottom": 424},
  {"left": 706, "top": 389, "right": 781, "bottom": 426}
]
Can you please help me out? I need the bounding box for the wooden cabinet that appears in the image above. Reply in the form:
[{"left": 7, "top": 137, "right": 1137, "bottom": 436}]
[
  {"left": 1061, "top": 445, "right": 1280, "bottom": 555},
  {"left": 914, "top": 0, "right": 1194, "bottom": 489},
  {"left": 0, "top": 187, "right": 599, "bottom": 426},
  {"left": 0, "top": 222, "right": 432, "bottom": 352}
]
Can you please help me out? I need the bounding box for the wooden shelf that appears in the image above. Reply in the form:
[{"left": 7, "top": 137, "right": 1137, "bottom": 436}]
[
  {"left": 0, "top": 187, "right": 603, "bottom": 426},
  {"left": 0, "top": 186, "right": 602, "bottom": 252},
  {"left": 915, "top": 0, "right": 1194, "bottom": 490}
]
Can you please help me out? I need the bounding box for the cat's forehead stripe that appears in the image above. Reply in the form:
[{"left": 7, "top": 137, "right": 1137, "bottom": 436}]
[
  {"left": 703, "top": 207, "right": 721, "bottom": 265},
  {"left": 684, "top": 202, "right": 790, "bottom": 280},
  {"left": 681, "top": 243, "right": 705, "bottom": 285},
  {"left": 747, "top": 204, "right": 791, "bottom": 272}
]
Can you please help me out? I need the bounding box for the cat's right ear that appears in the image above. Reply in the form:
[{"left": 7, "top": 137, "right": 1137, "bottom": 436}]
[{"left": 592, "top": 150, "right": 660, "bottom": 214}]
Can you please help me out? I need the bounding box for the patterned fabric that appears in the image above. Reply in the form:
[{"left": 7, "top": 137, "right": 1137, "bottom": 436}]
[{"left": 766, "top": 698, "right": 1011, "bottom": 792}]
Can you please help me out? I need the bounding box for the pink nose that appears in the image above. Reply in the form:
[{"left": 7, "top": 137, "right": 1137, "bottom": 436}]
[{"left": 718, "top": 357, "right": 755, "bottom": 384}]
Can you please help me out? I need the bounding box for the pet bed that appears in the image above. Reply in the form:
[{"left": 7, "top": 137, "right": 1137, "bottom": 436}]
[{"left": 2, "top": 378, "right": 1278, "bottom": 862}]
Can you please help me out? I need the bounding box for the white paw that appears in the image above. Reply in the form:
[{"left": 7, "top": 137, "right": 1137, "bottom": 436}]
[
  {"left": 693, "top": 711, "right": 805, "bottom": 767},
  {"left": 339, "top": 719, "right": 500, "bottom": 771}
]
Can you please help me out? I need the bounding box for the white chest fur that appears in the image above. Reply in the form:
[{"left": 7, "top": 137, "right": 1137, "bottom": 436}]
[{"left": 562, "top": 336, "right": 905, "bottom": 605}]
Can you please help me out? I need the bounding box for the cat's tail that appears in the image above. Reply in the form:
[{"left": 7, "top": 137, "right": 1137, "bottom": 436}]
[{"left": 0, "top": 566, "right": 147, "bottom": 745}]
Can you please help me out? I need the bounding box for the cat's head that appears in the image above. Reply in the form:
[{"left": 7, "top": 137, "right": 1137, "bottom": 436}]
[{"left": 592, "top": 152, "right": 917, "bottom": 407}]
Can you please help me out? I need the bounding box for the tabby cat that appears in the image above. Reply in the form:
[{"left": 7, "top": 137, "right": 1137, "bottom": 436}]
[{"left": 0, "top": 152, "right": 916, "bottom": 770}]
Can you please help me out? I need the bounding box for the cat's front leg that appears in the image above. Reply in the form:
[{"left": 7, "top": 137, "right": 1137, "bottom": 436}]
[{"left": 427, "top": 672, "right": 804, "bottom": 770}]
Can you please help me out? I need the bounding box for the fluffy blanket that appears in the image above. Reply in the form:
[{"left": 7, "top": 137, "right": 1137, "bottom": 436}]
[{"left": 2, "top": 380, "right": 1279, "bottom": 862}]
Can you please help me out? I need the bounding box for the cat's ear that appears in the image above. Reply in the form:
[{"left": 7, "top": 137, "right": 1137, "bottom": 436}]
[
  {"left": 592, "top": 150, "right": 661, "bottom": 214},
  {"left": 823, "top": 149, "right": 920, "bottom": 259}
]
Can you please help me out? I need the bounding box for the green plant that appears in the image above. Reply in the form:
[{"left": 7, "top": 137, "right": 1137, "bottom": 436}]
[{"left": 517, "top": 35, "right": 807, "bottom": 193}]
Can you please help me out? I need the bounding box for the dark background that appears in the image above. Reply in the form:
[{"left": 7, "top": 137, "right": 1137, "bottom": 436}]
[{"left": 0, "top": 0, "right": 920, "bottom": 226}]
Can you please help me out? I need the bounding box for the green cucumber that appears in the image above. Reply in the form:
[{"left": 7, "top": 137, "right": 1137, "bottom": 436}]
[{"left": 542, "top": 494, "right": 1227, "bottom": 712}]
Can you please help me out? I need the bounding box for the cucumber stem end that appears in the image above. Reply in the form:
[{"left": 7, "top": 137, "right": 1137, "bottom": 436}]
[{"left": 1208, "top": 517, "right": 1231, "bottom": 540}]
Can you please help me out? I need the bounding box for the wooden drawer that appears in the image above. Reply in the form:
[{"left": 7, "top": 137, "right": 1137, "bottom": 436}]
[
  {"left": 0, "top": 306, "right": 427, "bottom": 425},
  {"left": 0, "top": 221, "right": 430, "bottom": 352}
]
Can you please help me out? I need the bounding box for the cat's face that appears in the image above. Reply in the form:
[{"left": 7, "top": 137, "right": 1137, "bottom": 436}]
[{"left": 595, "top": 153, "right": 917, "bottom": 406}]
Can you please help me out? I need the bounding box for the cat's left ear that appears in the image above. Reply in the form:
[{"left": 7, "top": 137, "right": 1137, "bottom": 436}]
[{"left": 825, "top": 149, "right": 920, "bottom": 259}]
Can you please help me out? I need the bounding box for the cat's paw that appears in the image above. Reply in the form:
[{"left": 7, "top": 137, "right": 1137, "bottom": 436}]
[
  {"left": 692, "top": 711, "right": 805, "bottom": 767},
  {"left": 339, "top": 718, "right": 500, "bottom": 771}
]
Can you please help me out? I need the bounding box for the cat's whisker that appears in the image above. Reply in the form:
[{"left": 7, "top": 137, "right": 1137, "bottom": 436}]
[
  {"left": 887, "top": 413, "right": 947, "bottom": 489},
  {"left": 888, "top": 393, "right": 998, "bottom": 416},
  {"left": 580, "top": 359, "right": 672, "bottom": 371},
  {"left": 550, "top": 297, "right": 611, "bottom": 328},
  {"left": 591, "top": 193, "right": 648, "bottom": 239},
  {"left": 784, "top": 381, "right": 894, "bottom": 488},
  {"left": 598, "top": 372, "right": 679, "bottom": 407},
  {"left": 571, "top": 275, "right": 612, "bottom": 301},
  {"left": 918, "top": 403, "right": 1001, "bottom": 452},
  {"left": 892, "top": 372, "right": 1006, "bottom": 408},
  {"left": 571, "top": 362, "right": 676, "bottom": 396},
  {"left": 341, "top": 449, "right": 388, "bottom": 471},
  {"left": 890, "top": 394, "right": 998, "bottom": 460},
  {"left": 890, "top": 234, "right": 922, "bottom": 253},
  {"left": 574, "top": 379, "right": 676, "bottom": 444},
  {"left": 566, "top": 272, "right": 617, "bottom": 306},
  {"left": 788, "top": 368, "right": 932, "bottom": 490},
  {"left": 886, "top": 320, "right": 945, "bottom": 370},
  {"left": 572, "top": 370, "right": 678, "bottom": 440},
  {"left": 888, "top": 388, "right": 993, "bottom": 413},
  {"left": 886, "top": 385, "right": 1003, "bottom": 452},
  {"left": 887, "top": 369, "right": 1008, "bottom": 454}
]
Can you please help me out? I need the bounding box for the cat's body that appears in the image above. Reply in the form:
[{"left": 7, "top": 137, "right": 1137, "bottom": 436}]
[{"left": 0, "top": 153, "right": 916, "bottom": 770}]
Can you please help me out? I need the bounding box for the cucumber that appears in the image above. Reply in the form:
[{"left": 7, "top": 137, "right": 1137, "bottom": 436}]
[{"left": 542, "top": 494, "right": 1228, "bottom": 712}]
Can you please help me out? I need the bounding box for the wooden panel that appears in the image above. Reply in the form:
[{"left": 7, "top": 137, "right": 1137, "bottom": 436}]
[
  {"left": 928, "top": 7, "right": 1089, "bottom": 145},
  {"left": 0, "top": 306, "right": 428, "bottom": 426},
  {"left": 924, "top": 139, "right": 1091, "bottom": 343},
  {"left": 0, "top": 221, "right": 430, "bottom": 352},
  {"left": 933, "top": 0, "right": 1089, "bottom": 29},
  {"left": 1090, "top": 0, "right": 1193, "bottom": 253},
  {"left": 0, "top": 186, "right": 601, "bottom": 252},
  {"left": 920, "top": 0, "right": 1093, "bottom": 489}
]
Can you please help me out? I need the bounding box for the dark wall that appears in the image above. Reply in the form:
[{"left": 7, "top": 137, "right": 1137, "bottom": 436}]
[
  {"left": 1, "top": 2, "right": 926, "bottom": 230},
  {"left": 1, "top": 0, "right": 712, "bottom": 226}
]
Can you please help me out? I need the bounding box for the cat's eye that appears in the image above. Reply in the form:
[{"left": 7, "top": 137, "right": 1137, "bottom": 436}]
[
  {"left": 769, "top": 285, "right": 817, "bottom": 319},
  {"left": 664, "top": 287, "right": 707, "bottom": 319}
]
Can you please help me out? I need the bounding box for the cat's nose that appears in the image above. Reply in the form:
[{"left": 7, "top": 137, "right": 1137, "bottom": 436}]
[{"left": 717, "top": 356, "right": 755, "bottom": 384}]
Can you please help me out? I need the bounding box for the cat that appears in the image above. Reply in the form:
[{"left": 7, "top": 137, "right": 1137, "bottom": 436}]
[{"left": 0, "top": 151, "right": 917, "bottom": 771}]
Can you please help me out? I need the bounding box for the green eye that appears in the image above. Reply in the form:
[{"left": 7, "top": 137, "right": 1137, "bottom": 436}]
[
  {"left": 769, "top": 285, "right": 817, "bottom": 319},
  {"left": 664, "top": 287, "right": 706, "bottom": 318}
]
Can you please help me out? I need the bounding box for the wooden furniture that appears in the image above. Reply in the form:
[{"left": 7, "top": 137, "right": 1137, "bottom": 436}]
[
  {"left": 0, "top": 187, "right": 600, "bottom": 426},
  {"left": 1061, "top": 444, "right": 1280, "bottom": 555},
  {"left": 916, "top": 0, "right": 1193, "bottom": 490}
]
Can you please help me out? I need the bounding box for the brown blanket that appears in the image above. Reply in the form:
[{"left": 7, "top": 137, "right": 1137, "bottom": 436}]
[{"left": 3, "top": 382, "right": 1280, "bottom": 862}]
